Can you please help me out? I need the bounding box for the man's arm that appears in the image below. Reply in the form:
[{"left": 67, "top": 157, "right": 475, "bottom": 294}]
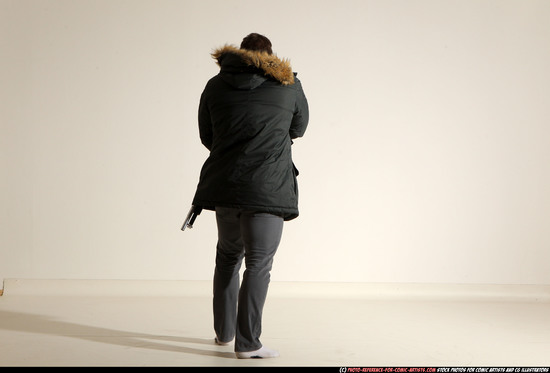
[
  {"left": 289, "top": 77, "right": 309, "bottom": 139},
  {"left": 198, "top": 89, "right": 213, "bottom": 150}
]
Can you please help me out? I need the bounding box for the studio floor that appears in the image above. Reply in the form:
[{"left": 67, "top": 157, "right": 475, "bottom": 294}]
[{"left": 0, "top": 279, "right": 549, "bottom": 367}]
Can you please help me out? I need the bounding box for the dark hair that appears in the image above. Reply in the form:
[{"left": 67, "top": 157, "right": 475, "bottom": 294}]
[{"left": 240, "top": 33, "right": 273, "bottom": 54}]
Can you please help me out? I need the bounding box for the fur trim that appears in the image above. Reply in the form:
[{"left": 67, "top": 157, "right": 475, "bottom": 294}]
[{"left": 212, "top": 45, "right": 295, "bottom": 86}]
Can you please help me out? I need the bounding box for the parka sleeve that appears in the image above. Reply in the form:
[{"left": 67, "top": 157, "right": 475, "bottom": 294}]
[
  {"left": 289, "top": 77, "right": 309, "bottom": 139},
  {"left": 198, "top": 88, "right": 213, "bottom": 150}
]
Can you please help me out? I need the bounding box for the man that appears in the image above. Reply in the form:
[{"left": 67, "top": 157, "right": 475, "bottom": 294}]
[{"left": 192, "top": 33, "right": 309, "bottom": 359}]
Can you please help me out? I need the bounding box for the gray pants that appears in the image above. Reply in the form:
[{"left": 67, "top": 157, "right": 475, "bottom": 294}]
[{"left": 213, "top": 207, "right": 284, "bottom": 352}]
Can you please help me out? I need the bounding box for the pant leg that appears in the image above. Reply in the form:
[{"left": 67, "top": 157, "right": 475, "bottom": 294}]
[
  {"left": 235, "top": 211, "right": 284, "bottom": 352},
  {"left": 213, "top": 207, "right": 245, "bottom": 343}
]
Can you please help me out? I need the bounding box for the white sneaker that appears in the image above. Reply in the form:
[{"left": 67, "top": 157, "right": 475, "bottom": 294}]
[
  {"left": 214, "top": 336, "right": 232, "bottom": 346},
  {"left": 236, "top": 346, "right": 279, "bottom": 359}
]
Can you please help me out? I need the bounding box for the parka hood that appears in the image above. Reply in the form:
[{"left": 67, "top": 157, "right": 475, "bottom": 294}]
[{"left": 212, "top": 45, "right": 295, "bottom": 87}]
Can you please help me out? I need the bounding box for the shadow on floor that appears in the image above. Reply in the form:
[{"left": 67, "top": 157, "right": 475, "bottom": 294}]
[{"left": 0, "top": 310, "right": 235, "bottom": 359}]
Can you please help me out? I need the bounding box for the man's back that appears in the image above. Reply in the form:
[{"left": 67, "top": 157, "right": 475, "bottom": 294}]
[{"left": 192, "top": 44, "right": 309, "bottom": 221}]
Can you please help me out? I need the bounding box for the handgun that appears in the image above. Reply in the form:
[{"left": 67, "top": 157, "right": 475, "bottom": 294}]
[{"left": 181, "top": 205, "right": 202, "bottom": 231}]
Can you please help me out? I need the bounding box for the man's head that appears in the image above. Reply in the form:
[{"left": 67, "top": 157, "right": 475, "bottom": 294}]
[{"left": 240, "top": 33, "right": 273, "bottom": 55}]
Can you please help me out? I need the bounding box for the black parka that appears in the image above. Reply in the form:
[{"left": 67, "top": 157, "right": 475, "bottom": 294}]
[{"left": 192, "top": 45, "right": 309, "bottom": 221}]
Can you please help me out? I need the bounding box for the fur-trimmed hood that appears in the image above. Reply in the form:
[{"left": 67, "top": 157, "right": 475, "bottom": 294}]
[{"left": 212, "top": 45, "right": 295, "bottom": 86}]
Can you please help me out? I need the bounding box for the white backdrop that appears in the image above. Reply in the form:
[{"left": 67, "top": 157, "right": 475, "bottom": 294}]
[{"left": 2, "top": 0, "right": 550, "bottom": 288}]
